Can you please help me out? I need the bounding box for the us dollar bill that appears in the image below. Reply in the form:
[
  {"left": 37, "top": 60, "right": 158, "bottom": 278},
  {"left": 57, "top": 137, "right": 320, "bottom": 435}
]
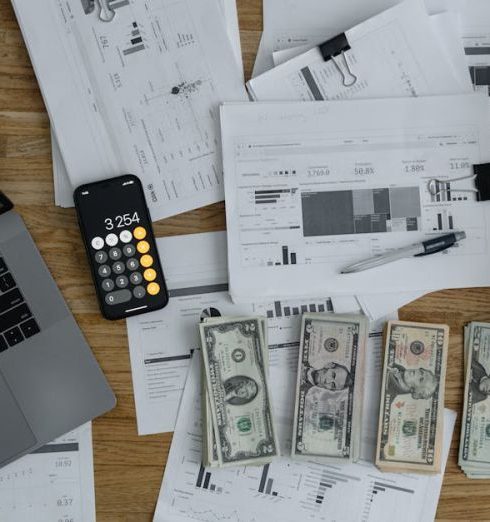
[
  {"left": 200, "top": 317, "right": 279, "bottom": 467},
  {"left": 459, "top": 322, "right": 490, "bottom": 477},
  {"left": 201, "top": 360, "right": 219, "bottom": 467},
  {"left": 201, "top": 317, "right": 268, "bottom": 467},
  {"left": 292, "top": 313, "right": 368, "bottom": 462},
  {"left": 376, "top": 321, "right": 449, "bottom": 473}
]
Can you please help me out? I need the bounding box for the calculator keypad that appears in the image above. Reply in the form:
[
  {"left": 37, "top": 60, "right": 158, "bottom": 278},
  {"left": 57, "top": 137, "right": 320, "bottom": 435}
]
[{"left": 91, "top": 227, "right": 162, "bottom": 308}]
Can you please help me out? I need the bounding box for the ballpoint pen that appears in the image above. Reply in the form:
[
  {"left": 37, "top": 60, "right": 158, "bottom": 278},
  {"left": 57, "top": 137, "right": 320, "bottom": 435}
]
[{"left": 341, "top": 231, "right": 466, "bottom": 274}]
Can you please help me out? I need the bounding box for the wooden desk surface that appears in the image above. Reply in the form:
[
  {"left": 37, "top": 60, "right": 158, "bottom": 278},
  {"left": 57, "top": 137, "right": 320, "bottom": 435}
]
[{"left": 1, "top": 1, "right": 490, "bottom": 520}]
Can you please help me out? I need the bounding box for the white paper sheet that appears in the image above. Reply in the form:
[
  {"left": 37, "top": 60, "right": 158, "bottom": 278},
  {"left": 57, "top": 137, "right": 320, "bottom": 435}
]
[
  {"left": 457, "top": 0, "right": 490, "bottom": 99},
  {"left": 221, "top": 94, "right": 490, "bottom": 302},
  {"left": 253, "top": 0, "right": 402, "bottom": 78},
  {"left": 355, "top": 1, "right": 490, "bottom": 319},
  {"left": 153, "top": 338, "right": 457, "bottom": 522},
  {"left": 50, "top": 0, "right": 245, "bottom": 210},
  {"left": 0, "top": 423, "right": 95, "bottom": 522},
  {"left": 271, "top": 12, "right": 473, "bottom": 96},
  {"left": 126, "top": 231, "right": 360, "bottom": 435},
  {"left": 357, "top": 292, "right": 429, "bottom": 322},
  {"left": 12, "top": 0, "right": 247, "bottom": 221},
  {"left": 248, "top": 0, "right": 469, "bottom": 101}
]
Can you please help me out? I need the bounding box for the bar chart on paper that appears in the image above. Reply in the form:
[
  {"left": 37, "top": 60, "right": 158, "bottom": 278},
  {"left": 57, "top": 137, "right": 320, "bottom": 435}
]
[
  {"left": 257, "top": 464, "right": 278, "bottom": 496},
  {"left": 257, "top": 298, "right": 334, "bottom": 319},
  {"left": 124, "top": 22, "right": 145, "bottom": 56},
  {"left": 362, "top": 478, "right": 417, "bottom": 521},
  {"left": 196, "top": 464, "right": 223, "bottom": 494},
  {"left": 157, "top": 356, "right": 452, "bottom": 522},
  {"left": 0, "top": 425, "right": 94, "bottom": 522}
]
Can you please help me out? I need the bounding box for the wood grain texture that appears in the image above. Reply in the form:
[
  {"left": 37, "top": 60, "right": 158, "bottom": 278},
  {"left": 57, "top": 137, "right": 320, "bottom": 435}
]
[{"left": 1, "top": 0, "right": 489, "bottom": 519}]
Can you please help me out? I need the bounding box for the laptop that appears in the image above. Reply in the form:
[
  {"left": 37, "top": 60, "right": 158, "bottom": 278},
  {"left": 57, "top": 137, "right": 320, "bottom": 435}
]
[{"left": 0, "top": 192, "right": 116, "bottom": 469}]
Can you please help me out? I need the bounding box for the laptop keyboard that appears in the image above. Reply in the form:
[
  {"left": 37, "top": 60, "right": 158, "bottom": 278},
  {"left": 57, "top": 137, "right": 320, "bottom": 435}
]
[{"left": 0, "top": 257, "right": 40, "bottom": 352}]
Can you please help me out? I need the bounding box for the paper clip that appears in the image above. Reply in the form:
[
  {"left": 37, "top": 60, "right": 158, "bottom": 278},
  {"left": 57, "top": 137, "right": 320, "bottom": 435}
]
[
  {"left": 428, "top": 175, "right": 478, "bottom": 197},
  {"left": 97, "top": 0, "right": 116, "bottom": 22},
  {"left": 428, "top": 163, "right": 490, "bottom": 202},
  {"left": 319, "top": 33, "right": 357, "bottom": 87}
]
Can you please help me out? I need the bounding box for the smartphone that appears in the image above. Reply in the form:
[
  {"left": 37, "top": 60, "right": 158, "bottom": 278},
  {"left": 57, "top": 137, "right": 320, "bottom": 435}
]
[{"left": 74, "top": 175, "right": 169, "bottom": 320}]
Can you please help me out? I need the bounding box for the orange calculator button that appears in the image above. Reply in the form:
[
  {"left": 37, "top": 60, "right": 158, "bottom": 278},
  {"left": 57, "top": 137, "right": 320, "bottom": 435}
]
[
  {"left": 140, "top": 254, "right": 153, "bottom": 268},
  {"left": 147, "top": 282, "right": 160, "bottom": 296},
  {"left": 137, "top": 240, "right": 150, "bottom": 254},
  {"left": 133, "top": 227, "right": 147, "bottom": 240},
  {"left": 144, "top": 268, "right": 157, "bottom": 282}
]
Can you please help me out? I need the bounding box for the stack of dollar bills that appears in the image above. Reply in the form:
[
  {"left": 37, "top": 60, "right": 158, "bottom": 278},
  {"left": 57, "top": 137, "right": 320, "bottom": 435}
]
[
  {"left": 459, "top": 322, "right": 490, "bottom": 478},
  {"left": 292, "top": 313, "right": 369, "bottom": 462},
  {"left": 376, "top": 320, "right": 449, "bottom": 474},
  {"left": 200, "top": 316, "right": 279, "bottom": 468}
]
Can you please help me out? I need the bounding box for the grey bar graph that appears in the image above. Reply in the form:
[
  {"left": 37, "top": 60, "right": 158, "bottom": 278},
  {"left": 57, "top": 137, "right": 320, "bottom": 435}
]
[
  {"left": 32, "top": 443, "right": 79, "bottom": 454},
  {"left": 203, "top": 472, "right": 211, "bottom": 489},
  {"left": 274, "top": 301, "right": 282, "bottom": 317},
  {"left": 374, "top": 481, "right": 414, "bottom": 494},
  {"left": 169, "top": 283, "right": 229, "bottom": 297},
  {"left": 265, "top": 478, "right": 273, "bottom": 495},
  {"left": 123, "top": 44, "right": 145, "bottom": 56},
  {"left": 196, "top": 464, "right": 205, "bottom": 488},
  {"left": 301, "top": 67, "right": 325, "bottom": 100},
  {"left": 259, "top": 464, "right": 269, "bottom": 493},
  {"left": 465, "top": 47, "right": 490, "bottom": 55},
  {"left": 282, "top": 246, "right": 289, "bottom": 265}
]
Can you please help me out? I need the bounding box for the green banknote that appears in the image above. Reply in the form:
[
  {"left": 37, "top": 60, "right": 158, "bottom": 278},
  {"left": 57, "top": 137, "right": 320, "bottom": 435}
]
[
  {"left": 459, "top": 322, "right": 490, "bottom": 474},
  {"left": 376, "top": 321, "right": 448, "bottom": 473},
  {"left": 292, "top": 313, "right": 368, "bottom": 461},
  {"left": 200, "top": 317, "right": 279, "bottom": 467}
]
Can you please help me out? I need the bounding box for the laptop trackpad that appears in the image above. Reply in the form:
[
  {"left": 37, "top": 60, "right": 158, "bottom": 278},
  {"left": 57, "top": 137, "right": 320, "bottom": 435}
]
[{"left": 0, "top": 372, "right": 36, "bottom": 465}]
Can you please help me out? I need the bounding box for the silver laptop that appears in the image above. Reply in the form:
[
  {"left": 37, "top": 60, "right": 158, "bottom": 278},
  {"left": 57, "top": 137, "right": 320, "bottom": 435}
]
[{"left": 0, "top": 194, "right": 116, "bottom": 469}]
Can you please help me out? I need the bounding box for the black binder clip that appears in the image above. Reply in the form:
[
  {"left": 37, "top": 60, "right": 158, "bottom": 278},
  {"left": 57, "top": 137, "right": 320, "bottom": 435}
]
[
  {"left": 318, "top": 33, "right": 357, "bottom": 88},
  {"left": 474, "top": 163, "right": 490, "bottom": 202}
]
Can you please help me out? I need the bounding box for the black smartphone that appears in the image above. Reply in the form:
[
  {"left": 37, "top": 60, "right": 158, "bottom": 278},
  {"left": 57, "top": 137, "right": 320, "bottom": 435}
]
[{"left": 74, "top": 175, "right": 169, "bottom": 320}]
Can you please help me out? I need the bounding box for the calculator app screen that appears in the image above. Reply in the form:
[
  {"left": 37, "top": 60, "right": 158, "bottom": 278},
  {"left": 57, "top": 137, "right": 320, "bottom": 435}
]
[{"left": 76, "top": 177, "right": 147, "bottom": 239}]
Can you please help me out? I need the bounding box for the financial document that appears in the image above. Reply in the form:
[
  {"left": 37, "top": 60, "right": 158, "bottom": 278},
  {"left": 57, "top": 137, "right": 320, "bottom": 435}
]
[
  {"left": 51, "top": 0, "right": 244, "bottom": 209},
  {"left": 221, "top": 94, "right": 490, "bottom": 302},
  {"left": 273, "top": 11, "right": 472, "bottom": 95},
  {"left": 458, "top": 0, "right": 490, "bottom": 99},
  {"left": 153, "top": 340, "right": 456, "bottom": 522},
  {"left": 12, "top": 0, "right": 247, "bottom": 220},
  {"left": 253, "top": 0, "right": 401, "bottom": 78},
  {"left": 248, "top": 0, "right": 468, "bottom": 102},
  {"left": 0, "top": 423, "right": 95, "bottom": 522},
  {"left": 126, "top": 231, "right": 360, "bottom": 435}
]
